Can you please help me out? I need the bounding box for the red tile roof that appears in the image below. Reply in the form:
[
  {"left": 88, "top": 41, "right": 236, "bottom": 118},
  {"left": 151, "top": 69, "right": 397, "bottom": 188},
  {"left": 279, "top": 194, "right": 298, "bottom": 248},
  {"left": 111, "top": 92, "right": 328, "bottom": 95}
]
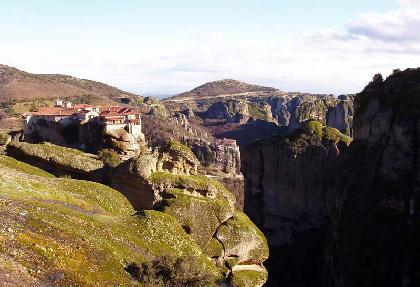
[
  {"left": 73, "top": 104, "right": 98, "bottom": 109},
  {"left": 31, "top": 107, "right": 76, "bottom": 116},
  {"left": 30, "top": 104, "right": 141, "bottom": 118}
]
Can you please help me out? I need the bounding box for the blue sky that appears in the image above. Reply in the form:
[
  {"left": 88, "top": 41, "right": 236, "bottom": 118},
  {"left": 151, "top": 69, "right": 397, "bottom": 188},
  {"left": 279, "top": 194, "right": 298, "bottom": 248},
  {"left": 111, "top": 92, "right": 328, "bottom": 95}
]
[{"left": 1, "top": 0, "right": 419, "bottom": 96}]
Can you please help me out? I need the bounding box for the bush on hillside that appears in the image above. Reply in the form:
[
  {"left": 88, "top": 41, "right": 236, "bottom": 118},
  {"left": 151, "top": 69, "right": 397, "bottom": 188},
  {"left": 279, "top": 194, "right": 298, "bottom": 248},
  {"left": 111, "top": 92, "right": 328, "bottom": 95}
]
[
  {"left": 125, "top": 255, "right": 217, "bottom": 287},
  {"left": 98, "top": 149, "right": 121, "bottom": 168},
  {"left": 0, "top": 132, "right": 10, "bottom": 145}
]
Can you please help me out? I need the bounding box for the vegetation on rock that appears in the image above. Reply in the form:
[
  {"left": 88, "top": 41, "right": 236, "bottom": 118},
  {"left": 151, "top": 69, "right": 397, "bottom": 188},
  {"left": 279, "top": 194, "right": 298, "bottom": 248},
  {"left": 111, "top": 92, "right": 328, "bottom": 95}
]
[
  {"left": 230, "top": 269, "right": 268, "bottom": 287},
  {"left": 7, "top": 141, "right": 104, "bottom": 172},
  {"left": 98, "top": 148, "right": 122, "bottom": 168},
  {"left": 165, "top": 140, "right": 197, "bottom": 160},
  {"left": 0, "top": 132, "right": 10, "bottom": 145},
  {"left": 0, "top": 155, "right": 219, "bottom": 285},
  {"left": 306, "top": 120, "right": 353, "bottom": 145},
  {"left": 125, "top": 255, "right": 218, "bottom": 287}
]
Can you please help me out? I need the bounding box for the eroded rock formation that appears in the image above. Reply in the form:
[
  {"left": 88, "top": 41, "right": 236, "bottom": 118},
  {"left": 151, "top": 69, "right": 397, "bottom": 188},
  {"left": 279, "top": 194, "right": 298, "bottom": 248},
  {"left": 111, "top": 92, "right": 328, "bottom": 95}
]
[
  {"left": 111, "top": 140, "right": 269, "bottom": 286},
  {"left": 242, "top": 69, "right": 420, "bottom": 287},
  {"left": 324, "top": 70, "right": 420, "bottom": 287},
  {"left": 242, "top": 122, "right": 350, "bottom": 286}
]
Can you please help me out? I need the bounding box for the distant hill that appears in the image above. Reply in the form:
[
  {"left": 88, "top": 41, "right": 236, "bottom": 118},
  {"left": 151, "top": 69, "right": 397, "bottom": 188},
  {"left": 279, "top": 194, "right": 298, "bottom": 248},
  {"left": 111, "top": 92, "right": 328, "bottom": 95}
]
[
  {"left": 0, "top": 64, "right": 140, "bottom": 103},
  {"left": 167, "top": 79, "right": 278, "bottom": 100}
]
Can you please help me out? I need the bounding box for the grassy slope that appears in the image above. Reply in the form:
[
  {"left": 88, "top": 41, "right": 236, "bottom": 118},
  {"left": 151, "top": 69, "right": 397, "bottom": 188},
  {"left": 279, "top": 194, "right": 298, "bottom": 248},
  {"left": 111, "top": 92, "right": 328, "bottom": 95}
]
[
  {"left": 0, "top": 64, "right": 138, "bottom": 103},
  {"left": 0, "top": 155, "right": 218, "bottom": 285}
]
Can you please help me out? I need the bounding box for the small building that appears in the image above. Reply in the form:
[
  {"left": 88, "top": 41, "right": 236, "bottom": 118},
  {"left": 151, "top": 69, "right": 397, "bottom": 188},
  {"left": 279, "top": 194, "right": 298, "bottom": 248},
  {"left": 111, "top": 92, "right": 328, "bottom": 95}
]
[
  {"left": 24, "top": 101, "right": 143, "bottom": 138},
  {"left": 99, "top": 107, "right": 142, "bottom": 138},
  {"left": 75, "top": 110, "right": 99, "bottom": 122},
  {"left": 55, "top": 99, "right": 63, "bottom": 107}
]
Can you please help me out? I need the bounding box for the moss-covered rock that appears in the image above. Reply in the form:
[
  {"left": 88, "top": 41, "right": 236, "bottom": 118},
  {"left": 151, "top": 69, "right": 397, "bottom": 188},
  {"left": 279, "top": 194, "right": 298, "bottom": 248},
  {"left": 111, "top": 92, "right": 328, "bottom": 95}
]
[
  {"left": 0, "top": 155, "right": 220, "bottom": 285},
  {"left": 158, "top": 140, "right": 200, "bottom": 175},
  {"left": 216, "top": 212, "right": 269, "bottom": 266},
  {"left": 111, "top": 150, "right": 268, "bottom": 286},
  {"left": 305, "top": 120, "right": 353, "bottom": 145},
  {"left": 161, "top": 187, "right": 234, "bottom": 250},
  {"left": 6, "top": 142, "right": 105, "bottom": 180},
  {"left": 230, "top": 268, "right": 268, "bottom": 287}
]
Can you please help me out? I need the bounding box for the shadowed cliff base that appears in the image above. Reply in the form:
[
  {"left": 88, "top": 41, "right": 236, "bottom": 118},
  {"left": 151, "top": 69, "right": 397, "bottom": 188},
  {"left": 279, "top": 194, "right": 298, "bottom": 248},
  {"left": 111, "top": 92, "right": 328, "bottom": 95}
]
[{"left": 242, "top": 68, "right": 420, "bottom": 287}]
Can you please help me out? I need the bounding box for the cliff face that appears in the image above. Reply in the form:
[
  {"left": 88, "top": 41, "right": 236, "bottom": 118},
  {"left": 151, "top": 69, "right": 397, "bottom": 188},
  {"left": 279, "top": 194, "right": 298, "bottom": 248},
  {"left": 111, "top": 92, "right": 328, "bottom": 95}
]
[
  {"left": 213, "top": 140, "right": 241, "bottom": 175},
  {"left": 111, "top": 140, "right": 269, "bottom": 286},
  {"left": 180, "top": 93, "right": 354, "bottom": 136},
  {"left": 23, "top": 119, "right": 142, "bottom": 158},
  {"left": 3, "top": 140, "right": 269, "bottom": 286},
  {"left": 326, "top": 95, "right": 354, "bottom": 136},
  {"left": 242, "top": 69, "right": 420, "bottom": 287},
  {"left": 242, "top": 124, "right": 349, "bottom": 286},
  {"left": 324, "top": 70, "right": 420, "bottom": 287}
]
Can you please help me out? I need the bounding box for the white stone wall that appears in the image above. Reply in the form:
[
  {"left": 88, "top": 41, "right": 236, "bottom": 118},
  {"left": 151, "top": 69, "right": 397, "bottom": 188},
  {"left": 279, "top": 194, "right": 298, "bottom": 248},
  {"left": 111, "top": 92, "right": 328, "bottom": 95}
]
[{"left": 128, "top": 124, "right": 142, "bottom": 138}]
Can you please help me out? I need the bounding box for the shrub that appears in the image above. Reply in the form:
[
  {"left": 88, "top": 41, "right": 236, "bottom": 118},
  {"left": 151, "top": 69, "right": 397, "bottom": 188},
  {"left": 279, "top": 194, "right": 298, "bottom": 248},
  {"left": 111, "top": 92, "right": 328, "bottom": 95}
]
[
  {"left": 98, "top": 149, "right": 121, "bottom": 168},
  {"left": 307, "top": 120, "right": 323, "bottom": 138},
  {"left": 0, "top": 132, "right": 10, "bottom": 145},
  {"left": 125, "top": 255, "right": 217, "bottom": 287}
]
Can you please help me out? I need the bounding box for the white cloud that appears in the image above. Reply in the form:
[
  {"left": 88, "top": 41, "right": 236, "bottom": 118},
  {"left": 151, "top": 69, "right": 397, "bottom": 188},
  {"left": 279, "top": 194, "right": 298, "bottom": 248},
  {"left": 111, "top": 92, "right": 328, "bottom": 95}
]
[
  {"left": 348, "top": 9, "right": 420, "bottom": 43},
  {"left": 398, "top": 0, "right": 420, "bottom": 7}
]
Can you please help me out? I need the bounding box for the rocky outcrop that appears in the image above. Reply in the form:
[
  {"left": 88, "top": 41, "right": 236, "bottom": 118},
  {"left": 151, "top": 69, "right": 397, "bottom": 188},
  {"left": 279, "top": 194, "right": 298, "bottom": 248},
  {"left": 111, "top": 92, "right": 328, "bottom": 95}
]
[
  {"left": 214, "top": 138, "right": 241, "bottom": 174},
  {"left": 242, "top": 121, "right": 351, "bottom": 286},
  {"left": 103, "top": 128, "right": 141, "bottom": 159},
  {"left": 0, "top": 155, "right": 220, "bottom": 286},
  {"left": 326, "top": 95, "right": 354, "bottom": 136},
  {"left": 111, "top": 141, "right": 269, "bottom": 285},
  {"left": 157, "top": 140, "right": 200, "bottom": 175},
  {"left": 0, "top": 132, "right": 11, "bottom": 146},
  {"left": 205, "top": 99, "right": 251, "bottom": 124},
  {"left": 24, "top": 119, "right": 144, "bottom": 159},
  {"left": 201, "top": 94, "right": 354, "bottom": 135},
  {"left": 324, "top": 70, "right": 420, "bottom": 287},
  {"left": 6, "top": 141, "right": 105, "bottom": 180}
]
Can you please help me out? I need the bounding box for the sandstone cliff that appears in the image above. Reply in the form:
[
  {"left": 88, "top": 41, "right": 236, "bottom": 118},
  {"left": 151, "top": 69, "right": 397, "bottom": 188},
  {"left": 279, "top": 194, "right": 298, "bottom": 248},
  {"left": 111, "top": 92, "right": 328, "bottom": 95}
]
[
  {"left": 242, "top": 122, "right": 351, "bottom": 286},
  {"left": 23, "top": 119, "right": 143, "bottom": 158},
  {"left": 111, "top": 140, "right": 269, "bottom": 286},
  {"left": 201, "top": 94, "right": 354, "bottom": 135},
  {"left": 4, "top": 140, "right": 269, "bottom": 286},
  {"left": 324, "top": 69, "right": 420, "bottom": 287}
]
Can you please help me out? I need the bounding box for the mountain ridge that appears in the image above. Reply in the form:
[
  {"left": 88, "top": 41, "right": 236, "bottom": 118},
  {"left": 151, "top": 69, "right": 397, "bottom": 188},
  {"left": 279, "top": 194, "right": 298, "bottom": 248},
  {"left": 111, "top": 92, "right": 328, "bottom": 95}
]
[
  {"left": 0, "top": 64, "right": 140, "bottom": 103},
  {"left": 166, "top": 79, "right": 279, "bottom": 100}
]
